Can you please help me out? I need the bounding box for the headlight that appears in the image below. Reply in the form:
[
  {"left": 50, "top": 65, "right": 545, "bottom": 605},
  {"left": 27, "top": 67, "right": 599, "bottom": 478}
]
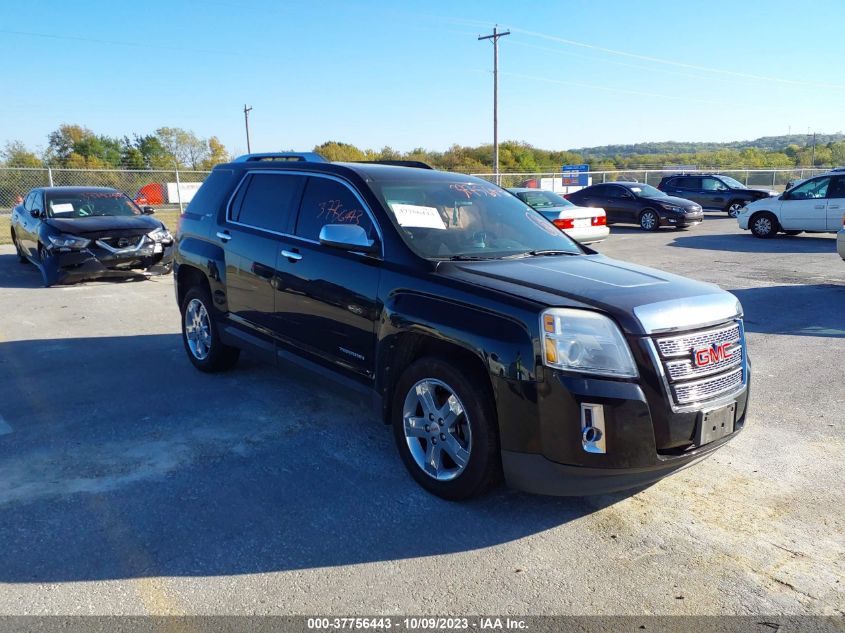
[
  {"left": 147, "top": 227, "right": 173, "bottom": 243},
  {"left": 47, "top": 233, "right": 90, "bottom": 249},
  {"left": 660, "top": 204, "right": 682, "bottom": 212},
  {"left": 541, "top": 308, "right": 638, "bottom": 378}
]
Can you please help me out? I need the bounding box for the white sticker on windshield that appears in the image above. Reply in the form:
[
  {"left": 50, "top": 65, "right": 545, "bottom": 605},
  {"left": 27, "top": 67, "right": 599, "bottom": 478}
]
[
  {"left": 51, "top": 203, "right": 74, "bottom": 212},
  {"left": 630, "top": 187, "right": 642, "bottom": 193},
  {"left": 389, "top": 204, "right": 446, "bottom": 230}
]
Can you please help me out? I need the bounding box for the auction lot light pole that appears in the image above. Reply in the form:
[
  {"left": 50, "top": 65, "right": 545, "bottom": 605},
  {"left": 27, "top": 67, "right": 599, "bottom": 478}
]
[{"left": 478, "top": 26, "right": 509, "bottom": 185}]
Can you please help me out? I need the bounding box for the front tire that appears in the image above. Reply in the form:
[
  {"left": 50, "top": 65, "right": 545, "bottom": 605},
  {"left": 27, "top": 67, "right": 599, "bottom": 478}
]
[
  {"left": 726, "top": 201, "right": 745, "bottom": 218},
  {"left": 639, "top": 209, "right": 660, "bottom": 231},
  {"left": 180, "top": 286, "right": 240, "bottom": 372},
  {"left": 392, "top": 357, "right": 501, "bottom": 500},
  {"left": 750, "top": 212, "right": 778, "bottom": 238}
]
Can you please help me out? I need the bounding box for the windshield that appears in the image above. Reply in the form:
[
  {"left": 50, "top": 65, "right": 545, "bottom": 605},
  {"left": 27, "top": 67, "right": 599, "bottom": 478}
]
[
  {"left": 628, "top": 184, "right": 667, "bottom": 198},
  {"left": 514, "top": 190, "right": 574, "bottom": 209},
  {"left": 373, "top": 179, "right": 583, "bottom": 259},
  {"left": 46, "top": 192, "right": 141, "bottom": 218},
  {"left": 720, "top": 176, "right": 746, "bottom": 189}
]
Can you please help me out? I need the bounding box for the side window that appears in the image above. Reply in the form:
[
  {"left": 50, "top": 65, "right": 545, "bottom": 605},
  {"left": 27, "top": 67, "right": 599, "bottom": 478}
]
[
  {"left": 24, "top": 192, "right": 38, "bottom": 211},
  {"left": 702, "top": 177, "right": 727, "bottom": 191},
  {"left": 675, "top": 177, "right": 699, "bottom": 189},
  {"left": 605, "top": 186, "right": 629, "bottom": 199},
  {"left": 790, "top": 177, "right": 830, "bottom": 200},
  {"left": 827, "top": 176, "right": 845, "bottom": 199},
  {"left": 230, "top": 172, "right": 306, "bottom": 233},
  {"left": 295, "top": 177, "right": 375, "bottom": 242}
]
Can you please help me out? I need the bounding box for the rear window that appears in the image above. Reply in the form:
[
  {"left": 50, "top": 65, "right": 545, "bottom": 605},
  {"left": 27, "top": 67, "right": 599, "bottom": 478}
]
[{"left": 186, "top": 169, "right": 235, "bottom": 217}]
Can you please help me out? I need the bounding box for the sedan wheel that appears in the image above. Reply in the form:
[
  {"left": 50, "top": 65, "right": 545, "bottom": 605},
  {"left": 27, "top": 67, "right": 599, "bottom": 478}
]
[
  {"left": 727, "top": 202, "right": 745, "bottom": 218},
  {"left": 639, "top": 210, "right": 659, "bottom": 231}
]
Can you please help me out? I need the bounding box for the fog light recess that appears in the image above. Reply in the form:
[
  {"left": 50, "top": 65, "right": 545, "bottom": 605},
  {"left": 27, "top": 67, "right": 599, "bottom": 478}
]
[{"left": 580, "top": 403, "right": 607, "bottom": 454}]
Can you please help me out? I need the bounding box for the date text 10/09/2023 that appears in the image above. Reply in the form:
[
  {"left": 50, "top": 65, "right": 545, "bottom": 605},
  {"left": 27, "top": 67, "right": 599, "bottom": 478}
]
[{"left": 306, "top": 617, "right": 528, "bottom": 630}]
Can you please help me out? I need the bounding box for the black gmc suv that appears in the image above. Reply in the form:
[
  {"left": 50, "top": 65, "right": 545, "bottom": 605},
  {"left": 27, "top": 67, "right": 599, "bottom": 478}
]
[
  {"left": 174, "top": 153, "right": 751, "bottom": 500},
  {"left": 657, "top": 173, "right": 778, "bottom": 217}
]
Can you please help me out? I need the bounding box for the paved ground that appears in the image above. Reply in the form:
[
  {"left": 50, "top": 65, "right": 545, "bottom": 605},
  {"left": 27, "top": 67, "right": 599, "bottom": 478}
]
[{"left": 0, "top": 214, "right": 843, "bottom": 616}]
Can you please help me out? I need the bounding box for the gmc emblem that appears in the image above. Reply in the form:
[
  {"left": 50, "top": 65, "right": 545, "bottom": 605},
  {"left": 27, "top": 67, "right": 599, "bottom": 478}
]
[{"left": 693, "top": 342, "right": 739, "bottom": 368}]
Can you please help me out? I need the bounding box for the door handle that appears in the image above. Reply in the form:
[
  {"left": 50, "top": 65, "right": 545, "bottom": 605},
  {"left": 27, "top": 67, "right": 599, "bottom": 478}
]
[
  {"left": 829, "top": 205, "right": 841, "bottom": 209},
  {"left": 814, "top": 205, "right": 826, "bottom": 209},
  {"left": 281, "top": 249, "right": 302, "bottom": 261},
  {"left": 216, "top": 231, "right": 232, "bottom": 242}
]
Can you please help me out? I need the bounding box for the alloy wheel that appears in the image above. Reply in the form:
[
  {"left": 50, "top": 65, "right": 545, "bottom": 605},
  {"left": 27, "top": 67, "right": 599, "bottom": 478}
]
[
  {"left": 640, "top": 211, "right": 657, "bottom": 231},
  {"left": 184, "top": 298, "right": 212, "bottom": 360},
  {"left": 752, "top": 216, "right": 773, "bottom": 237},
  {"left": 728, "top": 202, "right": 744, "bottom": 218},
  {"left": 402, "top": 378, "right": 472, "bottom": 481}
]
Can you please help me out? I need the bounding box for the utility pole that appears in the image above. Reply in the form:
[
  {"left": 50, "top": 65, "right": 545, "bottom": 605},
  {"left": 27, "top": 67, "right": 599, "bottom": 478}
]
[
  {"left": 243, "top": 104, "right": 253, "bottom": 154},
  {"left": 478, "top": 25, "right": 510, "bottom": 185},
  {"left": 811, "top": 132, "right": 816, "bottom": 167}
]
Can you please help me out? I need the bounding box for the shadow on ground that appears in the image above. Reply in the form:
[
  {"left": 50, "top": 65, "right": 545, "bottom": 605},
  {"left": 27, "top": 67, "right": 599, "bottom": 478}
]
[
  {"left": 732, "top": 284, "right": 845, "bottom": 338},
  {"left": 670, "top": 232, "right": 836, "bottom": 254},
  {"left": 0, "top": 334, "right": 626, "bottom": 584}
]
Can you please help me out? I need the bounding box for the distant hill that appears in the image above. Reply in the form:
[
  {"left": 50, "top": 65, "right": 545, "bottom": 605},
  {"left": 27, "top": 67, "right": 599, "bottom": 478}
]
[{"left": 571, "top": 133, "right": 845, "bottom": 159}]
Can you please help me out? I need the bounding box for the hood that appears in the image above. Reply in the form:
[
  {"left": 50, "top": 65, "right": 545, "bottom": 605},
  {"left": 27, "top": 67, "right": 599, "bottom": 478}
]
[
  {"left": 746, "top": 188, "right": 779, "bottom": 198},
  {"left": 647, "top": 195, "right": 701, "bottom": 209},
  {"left": 437, "top": 254, "right": 739, "bottom": 335},
  {"left": 45, "top": 215, "right": 163, "bottom": 237}
]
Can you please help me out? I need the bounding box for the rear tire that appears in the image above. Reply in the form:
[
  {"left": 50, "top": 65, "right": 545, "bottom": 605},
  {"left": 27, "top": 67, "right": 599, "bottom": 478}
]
[
  {"left": 639, "top": 209, "right": 660, "bottom": 231},
  {"left": 392, "top": 357, "right": 501, "bottom": 500},
  {"left": 750, "top": 212, "right": 778, "bottom": 239},
  {"left": 726, "top": 201, "right": 745, "bottom": 218},
  {"left": 180, "top": 285, "right": 240, "bottom": 372}
]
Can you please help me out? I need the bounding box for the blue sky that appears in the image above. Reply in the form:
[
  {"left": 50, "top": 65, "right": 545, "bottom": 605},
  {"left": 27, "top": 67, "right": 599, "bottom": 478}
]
[{"left": 2, "top": 0, "right": 844, "bottom": 155}]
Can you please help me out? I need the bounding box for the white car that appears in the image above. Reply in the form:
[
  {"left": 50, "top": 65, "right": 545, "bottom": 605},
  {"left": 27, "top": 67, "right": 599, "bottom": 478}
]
[
  {"left": 738, "top": 172, "right": 845, "bottom": 238},
  {"left": 508, "top": 188, "right": 609, "bottom": 244}
]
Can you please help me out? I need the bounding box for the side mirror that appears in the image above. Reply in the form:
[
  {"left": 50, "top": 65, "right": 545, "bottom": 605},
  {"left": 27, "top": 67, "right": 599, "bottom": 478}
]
[
  {"left": 142, "top": 206, "right": 156, "bottom": 214},
  {"left": 319, "top": 224, "right": 378, "bottom": 254},
  {"left": 30, "top": 208, "right": 42, "bottom": 218}
]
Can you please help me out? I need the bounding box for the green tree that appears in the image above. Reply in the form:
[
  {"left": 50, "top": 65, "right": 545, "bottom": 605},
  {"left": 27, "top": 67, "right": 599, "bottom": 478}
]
[
  {"left": 1, "top": 141, "right": 42, "bottom": 167},
  {"left": 312, "top": 141, "right": 367, "bottom": 162}
]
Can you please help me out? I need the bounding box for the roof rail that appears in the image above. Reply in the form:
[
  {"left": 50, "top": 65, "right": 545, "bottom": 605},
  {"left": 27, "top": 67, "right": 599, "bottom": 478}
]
[
  {"left": 233, "top": 152, "right": 328, "bottom": 163},
  {"left": 353, "top": 160, "right": 434, "bottom": 170}
]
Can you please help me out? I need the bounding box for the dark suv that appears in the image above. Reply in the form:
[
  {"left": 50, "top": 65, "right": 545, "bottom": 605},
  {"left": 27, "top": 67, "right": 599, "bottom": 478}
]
[
  {"left": 657, "top": 174, "right": 778, "bottom": 217},
  {"left": 174, "top": 153, "right": 751, "bottom": 500}
]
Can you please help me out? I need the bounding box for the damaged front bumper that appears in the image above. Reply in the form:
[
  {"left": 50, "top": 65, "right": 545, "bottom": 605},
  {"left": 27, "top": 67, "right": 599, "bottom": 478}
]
[{"left": 41, "top": 240, "right": 174, "bottom": 285}]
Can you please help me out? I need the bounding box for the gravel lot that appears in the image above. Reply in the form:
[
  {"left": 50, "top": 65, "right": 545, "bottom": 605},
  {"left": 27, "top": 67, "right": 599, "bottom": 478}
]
[{"left": 0, "top": 214, "right": 842, "bottom": 616}]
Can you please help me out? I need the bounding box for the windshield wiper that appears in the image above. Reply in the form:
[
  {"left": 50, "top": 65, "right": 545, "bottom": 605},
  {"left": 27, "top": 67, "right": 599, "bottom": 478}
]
[
  {"left": 447, "top": 254, "right": 500, "bottom": 261},
  {"left": 525, "top": 250, "right": 580, "bottom": 257}
]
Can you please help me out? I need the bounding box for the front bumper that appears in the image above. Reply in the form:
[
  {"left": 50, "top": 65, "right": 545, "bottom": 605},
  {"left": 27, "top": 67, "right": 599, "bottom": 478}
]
[
  {"left": 662, "top": 211, "right": 704, "bottom": 227},
  {"left": 497, "top": 358, "right": 750, "bottom": 496},
  {"left": 42, "top": 241, "right": 174, "bottom": 285}
]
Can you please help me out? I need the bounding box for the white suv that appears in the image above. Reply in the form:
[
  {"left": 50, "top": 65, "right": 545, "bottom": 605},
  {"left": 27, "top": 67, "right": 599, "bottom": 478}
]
[{"left": 738, "top": 172, "right": 845, "bottom": 238}]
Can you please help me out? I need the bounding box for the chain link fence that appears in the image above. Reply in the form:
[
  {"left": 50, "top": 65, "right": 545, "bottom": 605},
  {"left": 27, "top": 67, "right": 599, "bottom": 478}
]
[
  {"left": 0, "top": 167, "right": 211, "bottom": 212},
  {"left": 469, "top": 168, "right": 833, "bottom": 191},
  {"left": 1, "top": 166, "right": 834, "bottom": 214}
]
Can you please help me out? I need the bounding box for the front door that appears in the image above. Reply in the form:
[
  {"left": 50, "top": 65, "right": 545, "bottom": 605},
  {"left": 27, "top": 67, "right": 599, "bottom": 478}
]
[
  {"left": 780, "top": 176, "right": 831, "bottom": 231},
  {"left": 275, "top": 174, "right": 382, "bottom": 380},
  {"left": 700, "top": 176, "right": 730, "bottom": 210},
  {"left": 221, "top": 171, "right": 306, "bottom": 338}
]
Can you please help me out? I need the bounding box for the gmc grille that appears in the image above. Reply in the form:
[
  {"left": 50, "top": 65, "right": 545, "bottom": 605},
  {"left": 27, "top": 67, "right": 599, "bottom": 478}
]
[{"left": 652, "top": 321, "right": 746, "bottom": 406}]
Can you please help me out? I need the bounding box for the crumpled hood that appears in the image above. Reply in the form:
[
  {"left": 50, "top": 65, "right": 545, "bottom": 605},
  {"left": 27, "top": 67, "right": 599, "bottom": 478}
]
[
  {"left": 45, "top": 215, "right": 163, "bottom": 237},
  {"left": 437, "top": 254, "right": 740, "bottom": 335}
]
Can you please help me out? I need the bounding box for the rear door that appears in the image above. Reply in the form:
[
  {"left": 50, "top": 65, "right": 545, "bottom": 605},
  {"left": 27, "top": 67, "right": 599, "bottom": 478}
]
[
  {"left": 220, "top": 171, "right": 306, "bottom": 340},
  {"left": 664, "top": 176, "right": 702, "bottom": 205},
  {"left": 274, "top": 174, "right": 382, "bottom": 380},
  {"left": 826, "top": 176, "right": 845, "bottom": 230},
  {"left": 603, "top": 184, "right": 640, "bottom": 223},
  {"left": 779, "top": 176, "right": 830, "bottom": 231}
]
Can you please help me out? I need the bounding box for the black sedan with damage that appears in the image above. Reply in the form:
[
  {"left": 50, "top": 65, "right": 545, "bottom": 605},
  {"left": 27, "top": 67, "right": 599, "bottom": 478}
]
[{"left": 10, "top": 187, "right": 174, "bottom": 286}]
